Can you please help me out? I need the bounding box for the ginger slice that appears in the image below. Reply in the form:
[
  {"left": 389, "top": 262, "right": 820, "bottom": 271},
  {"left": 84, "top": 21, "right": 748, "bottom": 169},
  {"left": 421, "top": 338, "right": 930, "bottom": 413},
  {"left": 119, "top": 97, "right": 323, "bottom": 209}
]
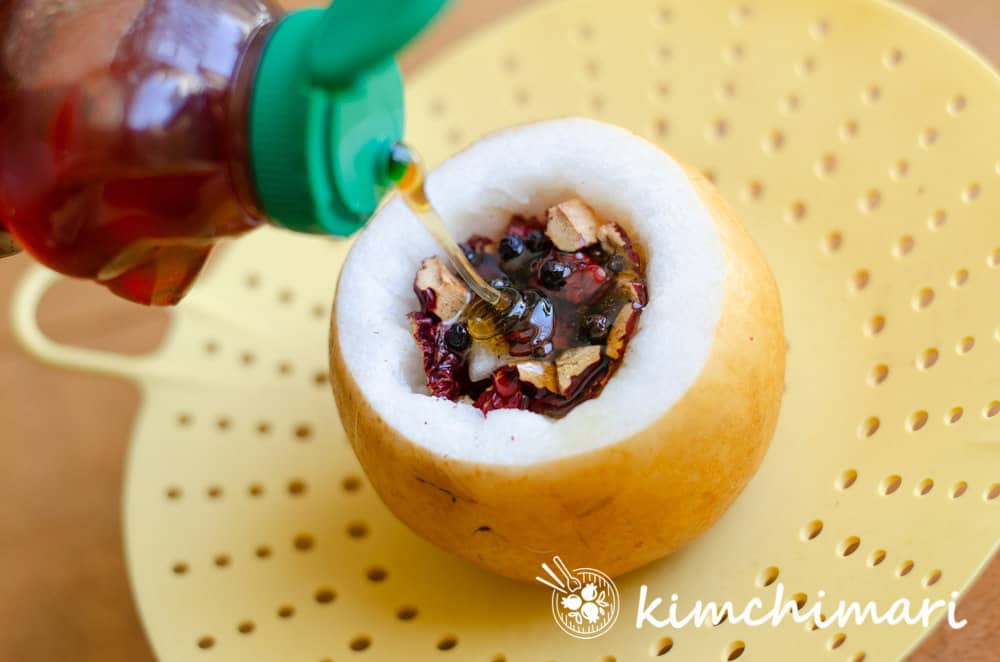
[
  {"left": 414, "top": 256, "right": 470, "bottom": 322},
  {"left": 546, "top": 199, "right": 600, "bottom": 251},
  {"left": 606, "top": 305, "right": 641, "bottom": 360},
  {"left": 556, "top": 345, "right": 604, "bottom": 395}
]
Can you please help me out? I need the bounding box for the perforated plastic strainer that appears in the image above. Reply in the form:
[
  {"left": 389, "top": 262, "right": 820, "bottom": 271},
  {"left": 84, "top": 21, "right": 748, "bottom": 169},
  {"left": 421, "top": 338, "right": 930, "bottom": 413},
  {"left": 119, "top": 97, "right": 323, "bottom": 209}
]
[{"left": 10, "top": 0, "right": 1000, "bottom": 660}]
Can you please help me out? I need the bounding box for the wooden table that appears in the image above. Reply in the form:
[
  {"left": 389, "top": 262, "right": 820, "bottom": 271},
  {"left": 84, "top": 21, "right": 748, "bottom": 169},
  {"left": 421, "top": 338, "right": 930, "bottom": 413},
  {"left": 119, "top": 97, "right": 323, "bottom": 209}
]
[{"left": 0, "top": 1, "right": 995, "bottom": 660}]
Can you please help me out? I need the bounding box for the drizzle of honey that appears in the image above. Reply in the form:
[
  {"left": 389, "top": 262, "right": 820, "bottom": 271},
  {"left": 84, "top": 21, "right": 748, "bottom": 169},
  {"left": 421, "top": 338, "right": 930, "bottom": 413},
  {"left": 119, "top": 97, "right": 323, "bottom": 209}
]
[{"left": 389, "top": 143, "right": 551, "bottom": 345}]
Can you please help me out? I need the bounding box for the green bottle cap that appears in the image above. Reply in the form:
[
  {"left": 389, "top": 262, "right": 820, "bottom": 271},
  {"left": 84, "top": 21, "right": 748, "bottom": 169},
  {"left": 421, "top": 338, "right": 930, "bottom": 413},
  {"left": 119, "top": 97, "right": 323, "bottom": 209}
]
[{"left": 249, "top": 1, "right": 450, "bottom": 236}]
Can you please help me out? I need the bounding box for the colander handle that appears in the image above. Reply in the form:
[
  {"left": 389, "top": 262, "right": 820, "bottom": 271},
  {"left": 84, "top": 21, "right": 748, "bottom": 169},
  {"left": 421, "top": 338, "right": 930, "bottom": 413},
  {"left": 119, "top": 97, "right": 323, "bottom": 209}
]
[{"left": 10, "top": 266, "right": 160, "bottom": 382}]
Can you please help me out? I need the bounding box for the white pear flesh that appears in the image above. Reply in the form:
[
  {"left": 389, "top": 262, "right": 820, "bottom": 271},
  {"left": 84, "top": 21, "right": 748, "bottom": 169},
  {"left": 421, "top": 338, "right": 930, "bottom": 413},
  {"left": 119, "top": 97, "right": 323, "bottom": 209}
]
[{"left": 330, "top": 118, "right": 785, "bottom": 582}]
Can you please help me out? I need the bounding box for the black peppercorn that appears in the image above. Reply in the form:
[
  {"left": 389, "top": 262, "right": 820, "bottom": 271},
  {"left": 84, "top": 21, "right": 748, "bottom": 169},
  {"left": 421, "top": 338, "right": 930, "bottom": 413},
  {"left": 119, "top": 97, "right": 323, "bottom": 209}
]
[
  {"left": 606, "top": 254, "right": 627, "bottom": 274},
  {"left": 539, "top": 260, "right": 572, "bottom": 289},
  {"left": 525, "top": 229, "right": 552, "bottom": 253},
  {"left": 444, "top": 323, "right": 472, "bottom": 351},
  {"left": 583, "top": 314, "right": 610, "bottom": 340},
  {"left": 498, "top": 234, "right": 525, "bottom": 261}
]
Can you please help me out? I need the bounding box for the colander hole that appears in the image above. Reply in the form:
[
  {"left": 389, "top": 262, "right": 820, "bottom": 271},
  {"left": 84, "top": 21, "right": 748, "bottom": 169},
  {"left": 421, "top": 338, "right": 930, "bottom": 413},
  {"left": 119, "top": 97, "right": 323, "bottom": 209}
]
[
  {"left": 793, "top": 593, "right": 808, "bottom": 609},
  {"left": 207, "top": 485, "right": 223, "bottom": 499},
  {"left": 957, "top": 337, "right": 975, "bottom": 354},
  {"left": 293, "top": 534, "right": 315, "bottom": 552},
  {"left": 948, "top": 95, "right": 967, "bottom": 115},
  {"left": 950, "top": 481, "right": 968, "bottom": 499},
  {"left": 367, "top": 566, "right": 388, "bottom": 582},
  {"left": 815, "top": 152, "right": 838, "bottom": 177},
  {"left": 893, "top": 235, "right": 914, "bottom": 257},
  {"left": 919, "top": 128, "right": 939, "bottom": 148},
  {"left": 897, "top": 560, "right": 915, "bottom": 577},
  {"left": 166, "top": 486, "right": 182, "bottom": 500},
  {"left": 757, "top": 566, "right": 780, "bottom": 587},
  {"left": 951, "top": 269, "right": 970, "bottom": 287},
  {"left": 883, "top": 47, "right": 904, "bottom": 69},
  {"left": 850, "top": 269, "right": 870, "bottom": 292},
  {"left": 214, "top": 554, "right": 231, "bottom": 568},
  {"left": 277, "top": 289, "right": 294, "bottom": 304},
  {"left": 837, "top": 469, "right": 858, "bottom": 490},
  {"left": 829, "top": 633, "right": 847, "bottom": 650},
  {"left": 276, "top": 361, "right": 293, "bottom": 376},
  {"left": 725, "top": 640, "right": 745, "bottom": 660},
  {"left": 796, "top": 56, "right": 816, "bottom": 76},
  {"left": 880, "top": 475, "right": 902, "bottom": 496},
  {"left": 177, "top": 412, "right": 193, "bottom": 427},
  {"left": 349, "top": 636, "right": 371, "bottom": 651},
  {"left": 702, "top": 168, "right": 718, "bottom": 184},
  {"left": 962, "top": 182, "right": 981, "bottom": 203},
  {"left": 255, "top": 545, "right": 272, "bottom": 559},
  {"left": 429, "top": 98, "right": 446, "bottom": 117},
  {"left": 864, "top": 315, "right": 885, "bottom": 337},
  {"left": 838, "top": 537, "right": 861, "bottom": 557},
  {"left": 916, "top": 478, "right": 934, "bottom": 496},
  {"left": 907, "top": 411, "right": 928, "bottom": 432},
  {"left": 172, "top": 561, "right": 189, "bottom": 575},
  {"left": 240, "top": 351, "right": 256, "bottom": 366},
  {"left": 785, "top": 200, "right": 805, "bottom": 226},
  {"left": 277, "top": 605, "right": 295, "bottom": 619},
  {"left": 584, "top": 58, "right": 600, "bottom": 78},
  {"left": 656, "top": 44, "right": 673, "bottom": 62},
  {"left": 984, "top": 401, "right": 1000, "bottom": 419},
  {"left": 502, "top": 55, "right": 518, "bottom": 73},
  {"left": 802, "top": 520, "right": 824, "bottom": 541},
  {"left": 889, "top": 159, "right": 909, "bottom": 181},
  {"left": 990, "top": 248, "right": 1000, "bottom": 269},
  {"left": 717, "top": 81, "right": 737, "bottom": 100},
  {"left": 860, "top": 189, "right": 882, "bottom": 213},
  {"left": 707, "top": 117, "right": 730, "bottom": 141},
  {"left": 744, "top": 180, "right": 765, "bottom": 202},
  {"left": 780, "top": 93, "right": 801, "bottom": 114},
  {"left": 238, "top": 621, "right": 255, "bottom": 634},
  {"left": 653, "top": 637, "right": 674, "bottom": 655},
  {"left": 730, "top": 4, "right": 752, "bottom": 24},
  {"left": 285, "top": 479, "right": 306, "bottom": 496},
  {"left": 256, "top": 421, "right": 272, "bottom": 435},
  {"left": 491, "top": 656, "right": 507, "bottom": 662},
  {"left": 851, "top": 653, "right": 866, "bottom": 662},
  {"left": 311, "top": 304, "right": 327, "bottom": 320},
  {"left": 762, "top": 129, "right": 785, "bottom": 153},
  {"left": 397, "top": 605, "right": 418, "bottom": 621},
  {"left": 315, "top": 588, "right": 336, "bottom": 604},
  {"left": 216, "top": 417, "right": 232, "bottom": 431},
  {"left": 653, "top": 118, "right": 670, "bottom": 140},
  {"left": 986, "top": 484, "right": 1000, "bottom": 501},
  {"left": 653, "top": 81, "right": 671, "bottom": 100},
  {"left": 513, "top": 88, "right": 530, "bottom": 107},
  {"left": 348, "top": 522, "right": 369, "bottom": 539},
  {"left": 446, "top": 128, "right": 463, "bottom": 146},
  {"left": 868, "top": 364, "right": 889, "bottom": 386},
  {"left": 656, "top": 5, "right": 673, "bottom": 24},
  {"left": 314, "top": 371, "right": 329, "bottom": 386},
  {"left": 197, "top": 636, "right": 215, "bottom": 650},
  {"left": 810, "top": 19, "right": 830, "bottom": 39},
  {"left": 294, "top": 423, "right": 314, "bottom": 440},
  {"left": 244, "top": 272, "right": 261, "bottom": 289},
  {"left": 724, "top": 43, "right": 746, "bottom": 64},
  {"left": 862, "top": 84, "right": 881, "bottom": 104},
  {"left": 437, "top": 635, "right": 458, "bottom": 651},
  {"left": 859, "top": 417, "right": 880, "bottom": 438},
  {"left": 248, "top": 483, "right": 265, "bottom": 497},
  {"left": 947, "top": 407, "right": 964, "bottom": 424},
  {"left": 923, "top": 570, "right": 942, "bottom": 588},
  {"left": 929, "top": 209, "right": 948, "bottom": 230},
  {"left": 840, "top": 119, "right": 859, "bottom": 141},
  {"left": 824, "top": 231, "right": 843, "bottom": 253},
  {"left": 918, "top": 348, "right": 939, "bottom": 370},
  {"left": 914, "top": 287, "right": 935, "bottom": 310},
  {"left": 342, "top": 475, "right": 362, "bottom": 492},
  {"left": 868, "top": 550, "right": 887, "bottom": 567}
]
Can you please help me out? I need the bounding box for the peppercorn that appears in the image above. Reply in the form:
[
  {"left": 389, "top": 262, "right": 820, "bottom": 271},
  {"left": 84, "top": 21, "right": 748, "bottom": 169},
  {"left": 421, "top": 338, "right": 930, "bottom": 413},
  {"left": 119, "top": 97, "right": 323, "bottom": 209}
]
[
  {"left": 606, "top": 254, "right": 627, "bottom": 274},
  {"left": 583, "top": 314, "right": 610, "bottom": 340},
  {"left": 498, "top": 234, "right": 525, "bottom": 261},
  {"left": 444, "top": 323, "right": 472, "bottom": 352},
  {"left": 539, "top": 260, "right": 572, "bottom": 289},
  {"left": 525, "top": 229, "right": 552, "bottom": 253}
]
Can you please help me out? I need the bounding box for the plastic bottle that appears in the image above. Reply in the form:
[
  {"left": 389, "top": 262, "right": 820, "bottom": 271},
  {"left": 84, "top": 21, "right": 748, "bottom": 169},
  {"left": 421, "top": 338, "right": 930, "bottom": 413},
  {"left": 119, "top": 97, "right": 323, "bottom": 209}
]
[{"left": 0, "top": 0, "right": 448, "bottom": 304}]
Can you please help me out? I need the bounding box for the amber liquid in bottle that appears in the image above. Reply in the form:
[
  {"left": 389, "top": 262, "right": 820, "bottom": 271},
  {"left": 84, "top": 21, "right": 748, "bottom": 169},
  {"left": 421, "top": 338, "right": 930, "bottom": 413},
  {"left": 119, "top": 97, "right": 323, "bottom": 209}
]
[{"left": 0, "top": 0, "right": 282, "bottom": 305}]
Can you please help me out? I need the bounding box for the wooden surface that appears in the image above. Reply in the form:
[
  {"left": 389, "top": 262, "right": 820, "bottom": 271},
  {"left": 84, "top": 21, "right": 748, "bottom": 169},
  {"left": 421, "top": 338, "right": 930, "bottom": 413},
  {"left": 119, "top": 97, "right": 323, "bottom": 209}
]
[{"left": 0, "top": 1, "right": 996, "bottom": 660}]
